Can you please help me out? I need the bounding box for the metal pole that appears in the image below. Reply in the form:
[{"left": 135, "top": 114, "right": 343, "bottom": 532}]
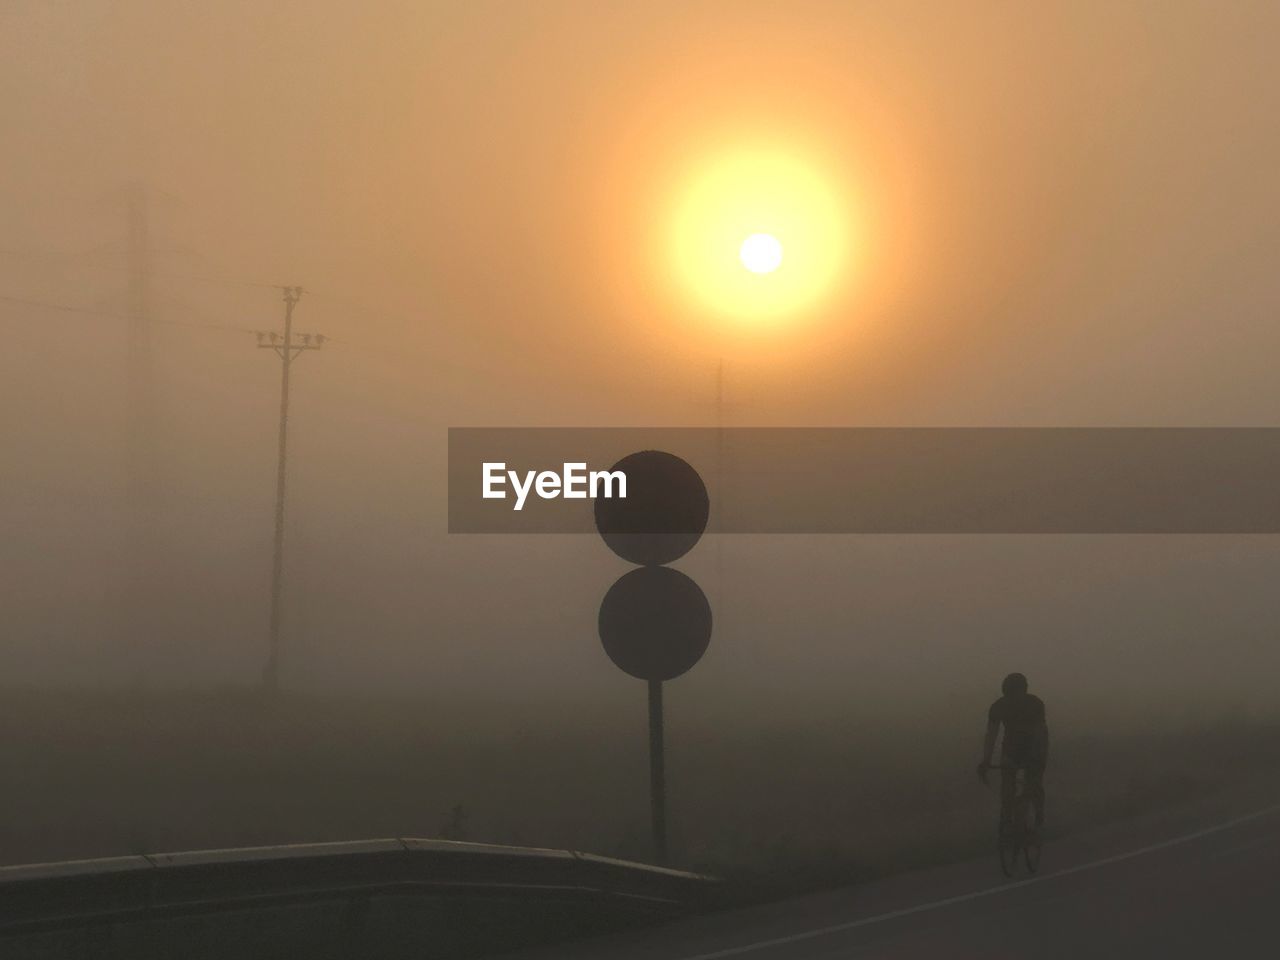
[
  {"left": 716, "top": 357, "right": 724, "bottom": 607},
  {"left": 263, "top": 287, "right": 299, "bottom": 693},
  {"left": 120, "top": 183, "right": 160, "bottom": 674},
  {"left": 125, "top": 182, "right": 155, "bottom": 505},
  {"left": 648, "top": 678, "right": 667, "bottom": 864}
]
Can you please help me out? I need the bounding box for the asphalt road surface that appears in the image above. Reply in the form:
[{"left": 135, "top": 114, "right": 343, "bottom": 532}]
[{"left": 506, "top": 790, "right": 1280, "bottom": 959}]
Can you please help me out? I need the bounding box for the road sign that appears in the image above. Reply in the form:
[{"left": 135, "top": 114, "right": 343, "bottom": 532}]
[
  {"left": 594, "top": 450, "right": 709, "bottom": 565},
  {"left": 594, "top": 449, "right": 712, "bottom": 865},
  {"left": 598, "top": 566, "right": 713, "bottom": 682}
]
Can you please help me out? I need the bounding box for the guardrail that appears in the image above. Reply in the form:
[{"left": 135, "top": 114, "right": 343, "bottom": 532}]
[{"left": 0, "top": 838, "right": 717, "bottom": 959}]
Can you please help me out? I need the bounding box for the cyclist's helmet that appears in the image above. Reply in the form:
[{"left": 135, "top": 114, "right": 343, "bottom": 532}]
[{"left": 1002, "top": 672, "right": 1029, "bottom": 697}]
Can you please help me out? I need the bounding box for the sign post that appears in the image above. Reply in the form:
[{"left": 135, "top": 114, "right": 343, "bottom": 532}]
[
  {"left": 648, "top": 679, "right": 666, "bottom": 859},
  {"left": 595, "top": 451, "right": 711, "bottom": 864}
]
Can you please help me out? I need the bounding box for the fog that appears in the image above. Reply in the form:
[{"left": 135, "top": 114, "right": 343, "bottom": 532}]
[{"left": 4, "top": 0, "right": 1280, "bottom": 741}]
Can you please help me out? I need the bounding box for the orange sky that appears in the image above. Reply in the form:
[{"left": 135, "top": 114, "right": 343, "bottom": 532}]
[
  {"left": 2, "top": 2, "right": 1280, "bottom": 703},
  {"left": 5, "top": 1, "right": 1278, "bottom": 426}
]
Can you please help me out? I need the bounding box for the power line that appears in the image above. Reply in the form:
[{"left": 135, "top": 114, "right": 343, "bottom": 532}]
[
  {"left": 0, "top": 247, "right": 290, "bottom": 291},
  {"left": 145, "top": 269, "right": 286, "bottom": 291},
  {"left": 0, "top": 247, "right": 436, "bottom": 348},
  {"left": 0, "top": 292, "right": 133, "bottom": 320},
  {"left": 0, "top": 292, "right": 257, "bottom": 334},
  {"left": 0, "top": 247, "right": 91, "bottom": 263}
]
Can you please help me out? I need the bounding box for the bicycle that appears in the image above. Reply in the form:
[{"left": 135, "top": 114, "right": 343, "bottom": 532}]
[{"left": 979, "top": 762, "right": 1043, "bottom": 877}]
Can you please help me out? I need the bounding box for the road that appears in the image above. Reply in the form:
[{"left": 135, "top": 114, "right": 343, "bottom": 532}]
[{"left": 505, "top": 791, "right": 1280, "bottom": 959}]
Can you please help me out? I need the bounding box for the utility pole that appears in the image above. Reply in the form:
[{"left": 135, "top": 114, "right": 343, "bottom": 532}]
[
  {"left": 121, "top": 183, "right": 160, "bottom": 670},
  {"left": 256, "top": 286, "right": 325, "bottom": 693},
  {"left": 125, "top": 183, "right": 155, "bottom": 500}
]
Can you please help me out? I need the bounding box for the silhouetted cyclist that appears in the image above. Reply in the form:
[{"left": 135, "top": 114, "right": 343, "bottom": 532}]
[{"left": 977, "top": 672, "right": 1049, "bottom": 831}]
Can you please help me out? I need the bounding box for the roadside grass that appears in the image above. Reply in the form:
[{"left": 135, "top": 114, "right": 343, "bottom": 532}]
[{"left": 0, "top": 687, "right": 1273, "bottom": 905}]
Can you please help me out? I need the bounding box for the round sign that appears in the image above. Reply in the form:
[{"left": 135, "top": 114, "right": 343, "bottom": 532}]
[
  {"left": 594, "top": 450, "right": 709, "bottom": 566},
  {"left": 598, "top": 566, "right": 712, "bottom": 681}
]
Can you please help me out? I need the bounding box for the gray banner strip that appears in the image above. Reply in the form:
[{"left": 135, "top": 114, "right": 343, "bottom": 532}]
[{"left": 448, "top": 428, "right": 1280, "bottom": 533}]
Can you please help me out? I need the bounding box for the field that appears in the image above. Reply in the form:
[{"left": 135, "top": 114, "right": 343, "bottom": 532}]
[{"left": 1, "top": 688, "right": 1275, "bottom": 902}]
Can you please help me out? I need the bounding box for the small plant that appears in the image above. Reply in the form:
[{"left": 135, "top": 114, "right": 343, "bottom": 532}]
[{"left": 441, "top": 803, "right": 469, "bottom": 841}]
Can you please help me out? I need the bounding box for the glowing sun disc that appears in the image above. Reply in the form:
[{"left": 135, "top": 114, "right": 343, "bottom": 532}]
[
  {"left": 666, "top": 146, "right": 848, "bottom": 322},
  {"left": 740, "top": 233, "right": 783, "bottom": 274}
]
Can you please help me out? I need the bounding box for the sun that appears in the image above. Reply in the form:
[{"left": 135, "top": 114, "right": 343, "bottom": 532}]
[
  {"left": 740, "top": 233, "right": 783, "bottom": 274},
  {"left": 666, "top": 146, "right": 849, "bottom": 323}
]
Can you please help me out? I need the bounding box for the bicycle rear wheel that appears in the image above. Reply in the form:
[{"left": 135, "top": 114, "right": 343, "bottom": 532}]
[
  {"left": 1022, "top": 813, "right": 1042, "bottom": 874},
  {"left": 998, "top": 818, "right": 1021, "bottom": 878}
]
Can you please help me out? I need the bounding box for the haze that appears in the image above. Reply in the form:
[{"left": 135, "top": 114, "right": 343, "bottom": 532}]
[{"left": 4, "top": 0, "right": 1280, "bottom": 739}]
